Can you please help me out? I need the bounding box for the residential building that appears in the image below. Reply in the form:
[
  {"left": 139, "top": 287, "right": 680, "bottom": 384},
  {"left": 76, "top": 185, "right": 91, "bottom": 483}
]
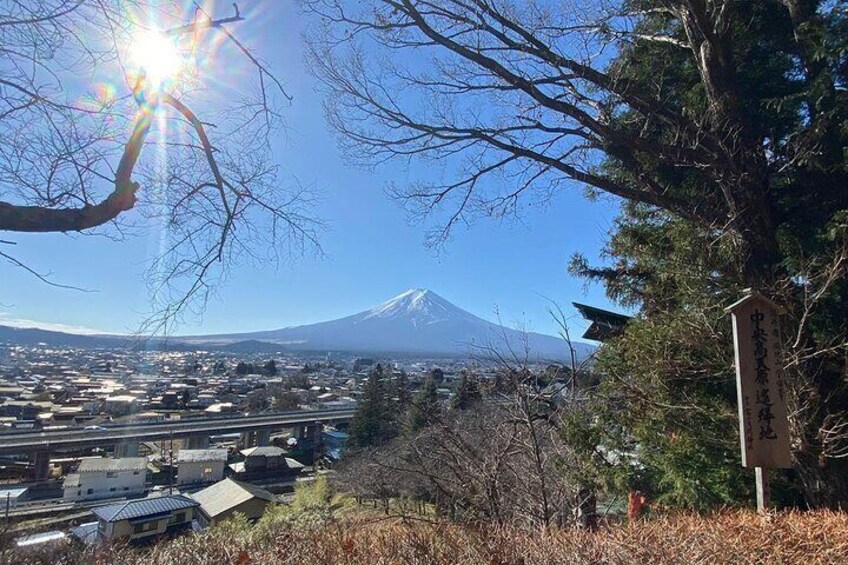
[
  {"left": 228, "top": 446, "right": 304, "bottom": 479},
  {"left": 321, "top": 430, "right": 349, "bottom": 462},
  {"left": 63, "top": 457, "right": 147, "bottom": 502},
  {"left": 177, "top": 449, "right": 228, "bottom": 486},
  {"left": 103, "top": 395, "right": 139, "bottom": 416},
  {"left": 191, "top": 478, "right": 274, "bottom": 525},
  {"left": 89, "top": 495, "right": 203, "bottom": 543}
]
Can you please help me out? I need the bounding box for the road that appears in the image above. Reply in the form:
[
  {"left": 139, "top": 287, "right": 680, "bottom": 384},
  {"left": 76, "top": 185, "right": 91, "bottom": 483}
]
[{"left": 0, "top": 409, "right": 355, "bottom": 456}]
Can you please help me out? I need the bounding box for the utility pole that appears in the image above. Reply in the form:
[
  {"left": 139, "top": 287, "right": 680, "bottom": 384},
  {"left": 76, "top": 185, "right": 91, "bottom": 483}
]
[{"left": 169, "top": 430, "right": 174, "bottom": 496}]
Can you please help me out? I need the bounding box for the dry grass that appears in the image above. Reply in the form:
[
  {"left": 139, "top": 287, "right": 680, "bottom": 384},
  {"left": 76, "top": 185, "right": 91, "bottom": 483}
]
[{"left": 8, "top": 509, "right": 848, "bottom": 564}]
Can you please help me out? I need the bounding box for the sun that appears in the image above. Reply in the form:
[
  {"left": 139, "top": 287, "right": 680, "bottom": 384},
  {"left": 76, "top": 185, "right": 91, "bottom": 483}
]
[{"left": 130, "top": 30, "right": 183, "bottom": 89}]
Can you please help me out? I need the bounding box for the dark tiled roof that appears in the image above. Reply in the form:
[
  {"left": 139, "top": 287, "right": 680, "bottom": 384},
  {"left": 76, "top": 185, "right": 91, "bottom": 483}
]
[
  {"left": 572, "top": 302, "right": 632, "bottom": 342},
  {"left": 240, "top": 446, "right": 287, "bottom": 457},
  {"left": 92, "top": 495, "right": 199, "bottom": 522}
]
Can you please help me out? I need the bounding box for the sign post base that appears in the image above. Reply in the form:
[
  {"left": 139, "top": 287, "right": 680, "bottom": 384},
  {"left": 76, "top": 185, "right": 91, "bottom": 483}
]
[{"left": 755, "top": 466, "right": 770, "bottom": 513}]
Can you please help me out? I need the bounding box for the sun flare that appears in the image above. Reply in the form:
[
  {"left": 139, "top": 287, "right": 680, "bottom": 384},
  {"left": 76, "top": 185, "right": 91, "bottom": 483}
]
[{"left": 130, "top": 30, "right": 183, "bottom": 89}]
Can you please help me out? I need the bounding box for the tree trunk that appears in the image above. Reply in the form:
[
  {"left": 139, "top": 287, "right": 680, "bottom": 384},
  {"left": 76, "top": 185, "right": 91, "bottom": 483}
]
[
  {"left": 795, "top": 451, "right": 848, "bottom": 510},
  {"left": 790, "top": 352, "right": 848, "bottom": 509},
  {"left": 735, "top": 194, "right": 848, "bottom": 509},
  {"left": 575, "top": 486, "right": 598, "bottom": 530}
]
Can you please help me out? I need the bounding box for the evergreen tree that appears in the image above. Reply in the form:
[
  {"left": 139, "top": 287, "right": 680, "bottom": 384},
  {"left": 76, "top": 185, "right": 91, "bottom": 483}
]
[
  {"left": 452, "top": 372, "right": 481, "bottom": 411},
  {"left": 264, "top": 359, "right": 278, "bottom": 376},
  {"left": 407, "top": 377, "right": 440, "bottom": 433},
  {"left": 235, "top": 361, "right": 255, "bottom": 376},
  {"left": 392, "top": 370, "right": 412, "bottom": 413},
  {"left": 429, "top": 367, "right": 445, "bottom": 384},
  {"left": 347, "top": 365, "right": 400, "bottom": 448},
  {"left": 307, "top": 0, "right": 848, "bottom": 508}
]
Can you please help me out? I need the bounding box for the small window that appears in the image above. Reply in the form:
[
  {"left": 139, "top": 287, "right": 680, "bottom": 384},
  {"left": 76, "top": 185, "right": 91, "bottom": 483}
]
[
  {"left": 133, "top": 521, "right": 158, "bottom": 534},
  {"left": 133, "top": 471, "right": 140, "bottom": 475},
  {"left": 87, "top": 488, "right": 93, "bottom": 494},
  {"left": 124, "top": 487, "right": 129, "bottom": 491},
  {"left": 77, "top": 490, "right": 81, "bottom": 496},
  {"left": 109, "top": 487, "right": 116, "bottom": 492},
  {"left": 106, "top": 471, "right": 117, "bottom": 479}
]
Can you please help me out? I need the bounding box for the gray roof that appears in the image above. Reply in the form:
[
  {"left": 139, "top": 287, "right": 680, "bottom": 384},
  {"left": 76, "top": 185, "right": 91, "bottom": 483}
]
[
  {"left": 240, "top": 446, "right": 286, "bottom": 457},
  {"left": 190, "top": 478, "right": 274, "bottom": 518},
  {"left": 69, "top": 522, "right": 99, "bottom": 545},
  {"left": 227, "top": 457, "right": 304, "bottom": 475},
  {"left": 0, "top": 487, "right": 28, "bottom": 499},
  {"left": 284, "top": 457, "right": 305, "bottom": 469},
  {"left": 177, "top": 449, "right": 228, "bottom": 463},
  {"left": 78, "top": 457, "right": 147, "bottom": 474},
  {"left": 92, "top": 495, "right": 199, "bottom": 523}
]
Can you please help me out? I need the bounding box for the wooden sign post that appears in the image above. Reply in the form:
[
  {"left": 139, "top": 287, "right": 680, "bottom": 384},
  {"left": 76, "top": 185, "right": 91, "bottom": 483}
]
[{"left": 726, "top": 290, "right": 792, "bottom": 512}]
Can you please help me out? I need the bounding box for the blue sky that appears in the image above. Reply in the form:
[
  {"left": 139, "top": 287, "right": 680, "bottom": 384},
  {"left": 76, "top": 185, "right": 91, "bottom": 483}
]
[{"left": 0, "top": 2, "right": 621, "bottom": 339}]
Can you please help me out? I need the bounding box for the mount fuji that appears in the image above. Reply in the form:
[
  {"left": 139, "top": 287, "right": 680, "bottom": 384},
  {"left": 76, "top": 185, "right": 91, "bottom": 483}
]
[
  {"left": 0, "top": 289, "right": 595, "bottom": 361},
  {"left": 182, "top": 289, "right": 594, "bottom": 361}
]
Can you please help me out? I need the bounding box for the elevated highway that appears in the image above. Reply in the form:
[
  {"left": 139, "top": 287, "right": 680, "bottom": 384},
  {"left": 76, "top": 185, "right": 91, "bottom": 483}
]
[{"left": 0, "top": 409, "right": 355, "bottom": 456}]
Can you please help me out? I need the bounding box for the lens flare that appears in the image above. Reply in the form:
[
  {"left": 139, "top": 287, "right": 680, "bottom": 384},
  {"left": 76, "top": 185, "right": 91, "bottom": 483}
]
[{"left": 130, "top": 30, "right": 183, "bottom": 89}]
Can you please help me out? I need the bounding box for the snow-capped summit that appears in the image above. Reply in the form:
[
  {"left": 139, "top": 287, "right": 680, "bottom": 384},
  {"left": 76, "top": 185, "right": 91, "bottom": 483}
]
[{"left": 363, "top": 288, "right": 478, "bottom": 326}]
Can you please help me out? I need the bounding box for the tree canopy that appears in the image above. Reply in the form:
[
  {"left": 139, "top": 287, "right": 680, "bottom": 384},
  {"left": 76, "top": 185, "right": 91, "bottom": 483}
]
[
  {"left": 0, "top": 2, "right": 320, "bottom": 326},
  {"left": 347, "top": 364, "right": 404, "bottom": 448},
  {"left": 305, "top": 0, "right": 848, "bottom": 508}
]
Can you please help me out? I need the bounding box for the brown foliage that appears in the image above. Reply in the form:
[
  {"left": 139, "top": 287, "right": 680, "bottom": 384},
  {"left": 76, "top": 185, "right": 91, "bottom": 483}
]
[{"left": 7, "top": 509, "right": 848, "bottom": 564}]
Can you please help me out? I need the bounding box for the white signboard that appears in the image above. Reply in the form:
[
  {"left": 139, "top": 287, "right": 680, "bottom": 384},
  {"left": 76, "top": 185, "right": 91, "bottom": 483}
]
[{"left": 726, "top": 291, "right": 792, "bottom": 469}]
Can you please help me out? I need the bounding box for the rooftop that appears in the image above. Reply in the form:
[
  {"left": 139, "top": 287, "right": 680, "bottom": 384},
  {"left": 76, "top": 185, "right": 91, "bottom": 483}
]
[
  {"left": 572, "top": 302, "right": 632, "bottom": 342},
  {"left": 178, "top": 449, "right": 228, "bottom": 463},
  {"left": 0, "top": 487, "right": 28, "bottom": 499},
  {"left": 190, "top": 478, "right": 274, "bottom": 518},
  {"left": 69, "top": 522, "right": 99, "bottom": 545},
  {"left": 92, "top": 495, "right": 199, "bottom": 523},
  {"left": 240, "top": 446, "right": 287, "bottom": 457},
  {"left": 229, "top": 457, "right": 305, "bottom": 474},
  {"left": 78, "top": 457, "right": 147, "bottom": 473}
]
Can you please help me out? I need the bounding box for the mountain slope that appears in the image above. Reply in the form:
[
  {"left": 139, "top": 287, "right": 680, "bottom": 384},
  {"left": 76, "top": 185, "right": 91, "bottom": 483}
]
[
  {"left": 0, "top": 325, "right": 126, "bottom": 349},
  {"left": 184, "top": 289, "right": 594, "bottom": 361}
]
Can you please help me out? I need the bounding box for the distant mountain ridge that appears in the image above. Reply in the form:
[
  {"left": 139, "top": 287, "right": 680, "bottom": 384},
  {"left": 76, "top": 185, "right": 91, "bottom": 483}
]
[
  {"left": 181, "top": 289, "right": 594, "bottom": 361},
  {"left": 0, "top": 289, "right": 594, "bottom": 361}
]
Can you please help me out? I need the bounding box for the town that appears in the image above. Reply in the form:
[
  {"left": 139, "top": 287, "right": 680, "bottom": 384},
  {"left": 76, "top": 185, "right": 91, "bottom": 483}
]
[{"left": 0, "top": 343, "right": 533, "bottom": 548}]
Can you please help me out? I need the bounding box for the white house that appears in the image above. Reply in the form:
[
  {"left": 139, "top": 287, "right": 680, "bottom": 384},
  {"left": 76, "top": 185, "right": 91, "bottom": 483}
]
[
  {"left": 63, "top": 457, "right": 147, "bottom": 502},
  {"left": 177, "top": 449, "right": 228, "bottom": 486}
]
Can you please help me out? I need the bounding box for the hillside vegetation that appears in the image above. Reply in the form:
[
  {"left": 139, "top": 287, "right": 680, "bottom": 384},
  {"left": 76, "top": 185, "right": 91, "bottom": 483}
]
[{"left": 8, "top": 508, "right": 848, "bottom": 564}]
